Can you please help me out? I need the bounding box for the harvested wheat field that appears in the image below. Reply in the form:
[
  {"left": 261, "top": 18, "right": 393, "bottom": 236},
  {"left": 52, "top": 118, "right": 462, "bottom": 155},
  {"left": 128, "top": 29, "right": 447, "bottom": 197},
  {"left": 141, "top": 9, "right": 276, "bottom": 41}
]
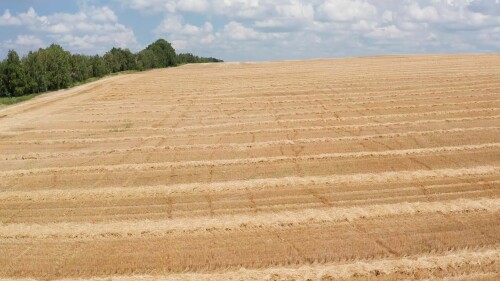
[{"left": 0, "top": 55, "right": 499, "bottom": 281}]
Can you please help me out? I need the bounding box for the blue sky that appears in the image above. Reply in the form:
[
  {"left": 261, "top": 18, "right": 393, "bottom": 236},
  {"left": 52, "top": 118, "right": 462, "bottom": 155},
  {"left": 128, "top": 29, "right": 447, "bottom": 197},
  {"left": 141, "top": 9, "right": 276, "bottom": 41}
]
[{"left": 0, "top": 0, "right": 499, "bottom": 61}]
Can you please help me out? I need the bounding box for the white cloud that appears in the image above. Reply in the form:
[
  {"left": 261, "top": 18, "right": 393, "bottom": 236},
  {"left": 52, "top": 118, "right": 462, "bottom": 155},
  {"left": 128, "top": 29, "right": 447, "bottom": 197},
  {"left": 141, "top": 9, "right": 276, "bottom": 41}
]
[
  {"left": 15, "top": 35, "right": 44, "bottom": 46},
  {"left": 317, "top": 0, "right": 377, "bottom": 21},
  {"left": 155, "top": 15, "right": 215, "bottom": 51},
  {"left": 200, "top": 33, "right": 216, "bottom": 44},
  {"left": 382, "top": 10, "right": 393, "bottom": 22},
  {"left": 155, "top": 16, "right": 213, "bottom": 37},
  {"left": 276, "top": 0, "right": 314, "bottom": 22},
  {"left": 155, "top": 16, "right": 183, "bottom": 34},
  {"left": 0, "top": 9, "right": 22, "bottom": 25},
  {"left": 17, "top": 7, "right": 46, "bottom": 26},
  {"left": 0, "top": 6, "right": 139, "bottom": 54},
  {"left": 351, "top": 20, "right": 376, "bottom": 32},
  {"left": 177, "top": 0, "right": 210, "bottom": 13},
  {"left": 254, "top": 1, "right": 314, "bottom": 31},
  {"left": 0, "top": 34, "right": 45, "bottom": 56},
  {"left": 118, "top": 0, "right": 310, "bottom": 21},
  {"left": 88, "top": 6, "right": 118, "bottom": 22},
  {"left": 116, "top": 0, "right": 177, "bottom": 13},
  {"left": 407, "top": 3, "right": 440, "bottom": 22},
  {"left": 210, "top": 0, "right": 264, "bottom": 19},
  {"left": 365, "top": 25, "right": 405, "bottom": 39},
  {"left": 222, "top": 21, "right": 265, "bottom": 40},
  {"left": 405, "top": 0, "right": 497, "bottom": 27},
  {"left": 53, "top": 23, "right": 137, "bottom": 51}
]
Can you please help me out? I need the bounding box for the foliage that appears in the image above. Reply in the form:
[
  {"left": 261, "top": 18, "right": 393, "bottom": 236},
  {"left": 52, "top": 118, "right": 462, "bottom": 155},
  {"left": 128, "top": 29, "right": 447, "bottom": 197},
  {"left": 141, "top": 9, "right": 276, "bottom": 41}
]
[
  {"left": 177, "top": 53, "right": 224, "bottom": 64},
  {"left": 0, "top": 39, "right": 223, "bottom": 98},
  {"left": 145, "top": 39, "right": 177, "bottom": 68},
  {"left": 136, "top": 49, "right": 156, "bottom": 71},
  {"left": 70, "top": 54, "right": 93, "bottom": 83},
  {"left": 90, "top": 55, "right": 109, "bottom": 78},
  {"left": 1, "top": 50, "right": 26, "bottom": 97},
  {"left": 48, "top": 45, "right": 72, "bottom": 90},
  {"left": 104, "top": 48, "right": 136, "bottom": 73}
]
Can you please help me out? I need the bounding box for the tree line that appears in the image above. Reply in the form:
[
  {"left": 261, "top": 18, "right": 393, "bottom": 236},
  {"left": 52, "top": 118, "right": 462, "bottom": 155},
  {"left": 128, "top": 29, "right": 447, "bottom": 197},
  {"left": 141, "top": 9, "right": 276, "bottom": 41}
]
[{"left": 0, "top": 39, "right": 223, "bottom": 98}]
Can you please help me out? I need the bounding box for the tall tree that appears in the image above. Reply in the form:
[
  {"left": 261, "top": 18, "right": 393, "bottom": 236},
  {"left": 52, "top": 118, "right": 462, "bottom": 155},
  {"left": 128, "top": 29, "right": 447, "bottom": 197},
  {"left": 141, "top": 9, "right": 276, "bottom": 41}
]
[
  {"left": 45, "top": 44, "right": 72, "bottom": 90},
  {"left": 90, "top": 55, "right": 109, "bottom": 77},
  {"left": 136, "top": 49, "right": 155, "bottom": 71},
  {"left": 70, "top": 54, "right": 93, "bottom": 83},
  {"left": 22, "top": 50, "right": 50, "bottom": 93},
  {"left": 103, "top": 48, "right": 121, "bottom": 73},
  {"left": 2, "top": 50, "right": 26, "bottom": 97},
  {"left": 104, "top": 48, "right": 136, "bottom": 73},
  {"left": 0, "top": 60, "right": 6, "bottom": 97},
  {"left": 146, "top": 39, "right": 177, "bottom": 68},
  {"left": 121, "top": 48, "right": 136, "bottom": 71},
  {"left": 177, "top": 53, "right": 197, "bottom": 64}
]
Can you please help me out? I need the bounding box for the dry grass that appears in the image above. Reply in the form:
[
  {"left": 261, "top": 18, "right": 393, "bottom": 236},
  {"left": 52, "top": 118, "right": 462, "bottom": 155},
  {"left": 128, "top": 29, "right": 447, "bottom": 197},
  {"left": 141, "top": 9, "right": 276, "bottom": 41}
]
[
  {"left": 0, "top": 55, "right": 499, "bottom": 280},
  {"left": 53, "top": 247, "right": 500, "bottom": 281}
]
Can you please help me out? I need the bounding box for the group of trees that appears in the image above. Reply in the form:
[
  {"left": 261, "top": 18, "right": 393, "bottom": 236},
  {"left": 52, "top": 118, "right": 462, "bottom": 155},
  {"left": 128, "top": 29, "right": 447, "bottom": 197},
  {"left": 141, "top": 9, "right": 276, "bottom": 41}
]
[
  {"left": 0, "top": 39, "right": 222, "bottom": 98},
  {"left": 177, "top": 53, "right": 223, "bottom": 64}
]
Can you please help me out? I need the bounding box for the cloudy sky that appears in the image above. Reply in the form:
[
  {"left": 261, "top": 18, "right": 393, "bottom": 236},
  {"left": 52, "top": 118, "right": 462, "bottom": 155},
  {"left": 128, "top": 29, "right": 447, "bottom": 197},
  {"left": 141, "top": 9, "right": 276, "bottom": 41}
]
[{"left": 0, "top": 0, "right": 499, "bottom": 61}]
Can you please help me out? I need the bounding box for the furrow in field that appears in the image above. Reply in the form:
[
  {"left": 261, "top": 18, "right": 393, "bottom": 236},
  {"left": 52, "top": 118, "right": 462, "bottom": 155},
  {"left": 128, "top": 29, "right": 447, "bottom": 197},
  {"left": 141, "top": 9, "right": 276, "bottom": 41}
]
[
  {"left": 50, "top": 247, "right": 500, "bottom": 281},
  {"left": 68, "top": 94, "right": 500, "bottom": 114},
  {"left": 73, "top": 90, "right": 465, "bottom": 106},
  {"left": 122, "top": 85, "right": 500, "bottom": 102},
  {"left": 1, "top": 143, "right": 498, "bottom": 176},
  {"left": 65, "top": 100, "right": 500, "bottom": 119},
  {"left": 2, "top": 111, "right": 498, "bottom": 142},
  {"left": 73, "top": 80, "right": 500, "bottom": 101},
  {"left": 1, "top": 198, "right": 498, "bottom": 240},
  {"left": 175, "top": 93, "right": 500, "bottom": 106},
  {"left": 49, "top": 101, "right": 494, "bottom": 124},
  {"left": 2, "top": 127, "right": 497, "bottom": 161},
  {"left": 72, "top": 98, "right": 500, "bottom": 113},
  {"left": 2, "top": 211, "right": 498, "bottom": 279},
  {"left": 47, "top": 96, "right": 500, "bottom": 123},
  {"left": 132, "top": 99, "right": 500, "bottom": 113},
  {"left": 1, "top": 166, "right": 497, "bottom": 202},
  {"left": 2, "top": 119, "right": 495, "bottom": 154},
  {"left": 3, "top": 180, "right": 497, "bottom": 224},
  {"left": 64, "top": 93, "right": 499, "bottom": 108},
  {"left": 7, "top": 149, "right": 496, "bottom": 190},
  {"left": 83, "top": 109, "right": 500, "bottom": 131}
]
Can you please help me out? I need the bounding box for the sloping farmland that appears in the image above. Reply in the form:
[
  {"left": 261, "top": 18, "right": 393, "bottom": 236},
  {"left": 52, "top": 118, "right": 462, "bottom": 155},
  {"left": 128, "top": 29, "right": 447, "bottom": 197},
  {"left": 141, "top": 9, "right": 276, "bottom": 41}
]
[{"left": 0, "top": 55, "right": 499, "bottom": 280}]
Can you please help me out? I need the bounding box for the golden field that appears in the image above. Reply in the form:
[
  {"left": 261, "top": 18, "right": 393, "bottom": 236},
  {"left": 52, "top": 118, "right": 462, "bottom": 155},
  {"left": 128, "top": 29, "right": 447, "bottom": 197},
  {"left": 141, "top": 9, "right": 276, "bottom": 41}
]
[{"left": 0, "top": 55, "right": 499, "bottom": 280}]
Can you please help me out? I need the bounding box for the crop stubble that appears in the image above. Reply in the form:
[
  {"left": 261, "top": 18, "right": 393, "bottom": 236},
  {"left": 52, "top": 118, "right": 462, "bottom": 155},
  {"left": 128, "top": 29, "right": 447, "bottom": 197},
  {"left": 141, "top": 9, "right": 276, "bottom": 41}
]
[{"left": 0, "top": 55, "right": 499, "bottom": 280}]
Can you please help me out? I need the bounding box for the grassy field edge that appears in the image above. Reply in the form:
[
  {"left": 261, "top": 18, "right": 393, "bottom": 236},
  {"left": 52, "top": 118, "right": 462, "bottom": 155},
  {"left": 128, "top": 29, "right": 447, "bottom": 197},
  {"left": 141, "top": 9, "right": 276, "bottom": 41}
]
[{"left": 0, "top": 70, "right": 138, "bottom": 107}]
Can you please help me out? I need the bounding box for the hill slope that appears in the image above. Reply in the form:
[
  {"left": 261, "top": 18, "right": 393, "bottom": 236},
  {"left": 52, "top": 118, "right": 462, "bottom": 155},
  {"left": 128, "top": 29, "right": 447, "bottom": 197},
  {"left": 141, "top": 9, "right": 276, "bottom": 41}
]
[{"left": 0, "top": 55, "right": 499, "bottom": 280}]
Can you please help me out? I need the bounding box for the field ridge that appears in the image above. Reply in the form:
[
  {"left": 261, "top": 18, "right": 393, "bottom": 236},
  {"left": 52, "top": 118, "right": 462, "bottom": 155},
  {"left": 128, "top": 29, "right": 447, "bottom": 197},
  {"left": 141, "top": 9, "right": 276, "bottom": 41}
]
[{"left": 0, "top": 55, "right": 498, "bottom": 280}]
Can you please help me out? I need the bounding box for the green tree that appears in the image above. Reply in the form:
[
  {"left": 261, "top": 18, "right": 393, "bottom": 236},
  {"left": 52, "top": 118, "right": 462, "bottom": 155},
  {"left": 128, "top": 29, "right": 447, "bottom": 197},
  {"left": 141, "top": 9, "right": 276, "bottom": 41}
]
[
  {"left": 22, "top": 49, "right": 50, "bottom": 93},
  {"left": 90, "top": 55, "right": 109, "bottom": 77},
  {"left": 103, "top": 48, "right": 121, "bottom": 73},
  {"left": 45, "top": 44, "right": 72, "bottom": 90},
  {"left": 177, "top": 52, "right": 224, "bottom": 64},
  {"left": 121, "top": 48, "right": 136, "bottom": 71},
  {"left": 2, "top": 50, "right": 26, "bottom": 97},
  {"left": 70, "top": 54, "right": 93, "bottom": 82},
  {"left": 177, "top": 53, "right": 197, "bottom": 64},
  {"left": 136, "top": 49, "right": 155, "bottom": 70},
  {"left": 0, "top": 60, "right": 6, "bottom": 97},
  {"left": 22, "top": 51, "right": 39, "bottom": 93},
  {"left": 146, "top": 39, "right": 177, "bottom": 68},
  {"left": 104, "top": 48, "right": 136, "bottom": 73}
]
